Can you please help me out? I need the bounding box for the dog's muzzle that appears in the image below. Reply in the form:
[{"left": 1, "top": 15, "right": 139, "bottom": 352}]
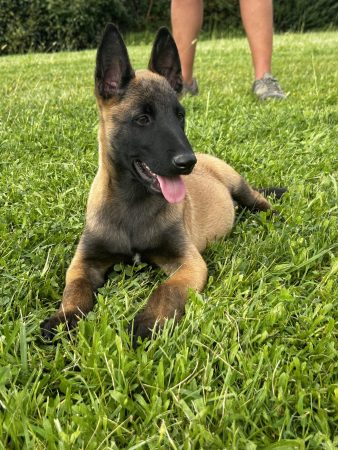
[{"left": 172, "top": 154, "right": 197, "bottom": 174}]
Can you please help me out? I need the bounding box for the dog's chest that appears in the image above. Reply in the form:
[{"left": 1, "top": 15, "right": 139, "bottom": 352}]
[
  {"left": 118, "top": 212, "right": 183, "bottom": 258},
  {"left": 90, "top": 197, "right": 185, "bottom": 261}
]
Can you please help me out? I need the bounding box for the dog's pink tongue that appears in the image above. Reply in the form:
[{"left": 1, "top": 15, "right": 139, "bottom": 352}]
[{"left": 157, "top": 175, "right": 186, "bottom": 203}]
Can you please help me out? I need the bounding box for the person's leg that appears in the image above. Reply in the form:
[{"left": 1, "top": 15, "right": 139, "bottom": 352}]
[
  {"left": 240, "top": 0, "right": 286, "bottom": 99},
  {"left": 239, "top": 0, "right": 273, "bottom": 80},
  {"left": 171, "top": 0, "right": 203, "bottom": 87}
]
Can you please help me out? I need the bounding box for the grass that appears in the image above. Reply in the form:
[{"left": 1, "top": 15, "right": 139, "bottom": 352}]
[{"left": 0, "top": 31, "right": 337, "bottom": 449}]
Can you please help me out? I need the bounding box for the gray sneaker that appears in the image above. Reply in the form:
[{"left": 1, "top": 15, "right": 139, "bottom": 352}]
[
  {"left": 182, "top": 78, "right": 199, "bottom": 96},
  {"left": 252, "top": 73, "right": 286, "bottom": 100}
]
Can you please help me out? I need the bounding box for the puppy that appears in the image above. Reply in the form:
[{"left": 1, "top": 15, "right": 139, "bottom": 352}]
[{"left": 41, "top": 24, "right": 285, "bottom": 343}]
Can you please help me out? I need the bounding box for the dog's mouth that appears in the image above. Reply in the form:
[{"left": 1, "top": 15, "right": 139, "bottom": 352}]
[{"left": 133, "top": 160, "right": 186, "bottom": 203}]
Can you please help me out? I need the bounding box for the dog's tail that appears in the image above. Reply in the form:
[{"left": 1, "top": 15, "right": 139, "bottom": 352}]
[{"left": 257, "top": 187, "right": 288, "bottom": 199}]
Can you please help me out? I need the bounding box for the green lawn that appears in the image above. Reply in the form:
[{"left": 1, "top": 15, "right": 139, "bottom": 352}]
[{"left": 0, "top": 31, "right": 337, "bottom": 449}]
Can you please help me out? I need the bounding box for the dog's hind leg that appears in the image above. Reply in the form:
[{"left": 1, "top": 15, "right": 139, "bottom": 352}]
[
  {"left": 131, "top": 243, "right": 208, "bottom": 345},
  {"left": 197, "top": 154, "right": 286, "bottom": 212},
  {"left": 232, "top": 179, "right": 288, "bottom": 213},
  {"left": 231, "top": 178, "right": 273, "bottom": 212},
  {"left": 41, "top": 237, "right": 115, "bottom": 340}
]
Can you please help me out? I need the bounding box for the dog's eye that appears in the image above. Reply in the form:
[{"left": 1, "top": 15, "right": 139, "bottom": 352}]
[
  {"left": 177, "top": 111, "right": 185, "bottom": 122},
  {"left": 135, "top": 115, "right": 151, "bottom": 126}
]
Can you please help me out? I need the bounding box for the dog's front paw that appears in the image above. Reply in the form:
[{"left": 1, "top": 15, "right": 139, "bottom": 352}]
[
  {"left": 40, "top": 312, "right": 79, "bottom": 341},
  {"left": 130, "top": 286, "right": 186, "bottom": 347},
  {"left": 130, "top": 310, "right": 161, "bottom": 347}
]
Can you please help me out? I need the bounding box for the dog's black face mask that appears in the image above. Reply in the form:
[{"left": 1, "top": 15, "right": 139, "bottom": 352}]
[
  {"left": 95, "top": 24, "right": 197, "bottom": 203},
  {"left": 112, "top": 80, "right": 196, "bottom": 203}
]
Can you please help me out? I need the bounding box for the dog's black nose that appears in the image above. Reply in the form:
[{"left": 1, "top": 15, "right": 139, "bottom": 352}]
[{"left": 172, "top": 154, "right": 197, "bottom": 172}]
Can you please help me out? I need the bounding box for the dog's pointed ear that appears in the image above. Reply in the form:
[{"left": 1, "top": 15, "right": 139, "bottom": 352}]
[
  {"left": 95, "top": 23, "right": 135, "bottom": 99},
  {"left": 148, "top": 27, "right": 183, "bottom": 95}
]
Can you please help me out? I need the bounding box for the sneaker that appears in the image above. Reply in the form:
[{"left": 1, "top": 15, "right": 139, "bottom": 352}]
[
  {"left": 182, "top": 78, "right": 199, "bottom": 96},
  {"left": 252, "top": 73, "right": 286, "bottom": 100}
]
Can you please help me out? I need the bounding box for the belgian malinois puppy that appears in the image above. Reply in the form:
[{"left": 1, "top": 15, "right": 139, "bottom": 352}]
[{"left": 41, "top": 24, "right": 285, "bottom": 343}]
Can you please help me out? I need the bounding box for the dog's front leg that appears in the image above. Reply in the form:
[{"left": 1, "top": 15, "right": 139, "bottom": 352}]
[
  {"left": 132, "top": 244, "right": 208, "bottom": 344},
  {"left": 41, "top": 242, "right": 114, "bottom": 340}
]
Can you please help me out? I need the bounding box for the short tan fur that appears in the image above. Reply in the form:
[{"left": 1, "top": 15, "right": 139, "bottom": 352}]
[{"left": 41, "top": 25, "right": 284, "bottom": 343}]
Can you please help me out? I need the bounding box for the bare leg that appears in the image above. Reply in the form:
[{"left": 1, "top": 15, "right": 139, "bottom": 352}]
[
  {"left": 171, "top": 0, "right": 203, "bottom": 86},
  {"left": 239, "top": 0, "right": 273, "bottom": 80}
]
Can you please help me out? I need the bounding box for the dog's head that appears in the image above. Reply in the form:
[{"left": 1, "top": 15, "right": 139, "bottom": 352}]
[{"left": 95, "top": 24, "right": 196, "bottom": 203}]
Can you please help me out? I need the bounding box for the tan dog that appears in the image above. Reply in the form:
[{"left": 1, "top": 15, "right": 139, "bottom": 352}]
[{"left": 41, "top": 24, "right": 285, "bottom": 343}]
